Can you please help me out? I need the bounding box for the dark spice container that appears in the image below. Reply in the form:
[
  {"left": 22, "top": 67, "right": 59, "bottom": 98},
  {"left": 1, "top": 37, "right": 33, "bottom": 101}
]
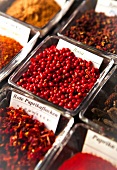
[
  {"left": 79, "top": 65, "right": 117, "bottom": 132},
  {"left": 58, "top": 0, "right": 117, "bottom": 55}
]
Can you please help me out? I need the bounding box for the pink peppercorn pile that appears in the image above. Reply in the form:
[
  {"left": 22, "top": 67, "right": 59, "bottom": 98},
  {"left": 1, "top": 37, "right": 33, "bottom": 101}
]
[{"left": 17, "top": 45, "right": 100, "bottom": 110}]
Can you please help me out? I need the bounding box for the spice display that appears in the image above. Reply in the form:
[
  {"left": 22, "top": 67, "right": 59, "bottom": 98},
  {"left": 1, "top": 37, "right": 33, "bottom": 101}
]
[
  {"left": 16, "top": 45, "right": 100, "bottom": 110},
  {"left": 0, "top": 35, "right": 22, "bottom": 70},
  {"left": 6, "top": 0, "right": 61, "bottom": 28},
  {"left": 58, "top": 153, "right": 117, "bottom": 170},
  {"left": 91, "top": 85, "right": 117, "bottom": 129},
  {"left": 64, "top": 9, "right": 117, "bottom": 54},
  {"left": 0, "top": 107, "right": 55, "bottom": 170}
]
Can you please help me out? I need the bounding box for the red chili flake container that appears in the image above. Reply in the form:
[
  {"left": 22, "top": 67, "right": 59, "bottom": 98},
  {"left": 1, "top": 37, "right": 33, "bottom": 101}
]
[
  {"left": 0, "top": 35, "right": 22, "bottom": 70},
  {"left": 0, "top": 106, "right": 56, "bottom": 170}
]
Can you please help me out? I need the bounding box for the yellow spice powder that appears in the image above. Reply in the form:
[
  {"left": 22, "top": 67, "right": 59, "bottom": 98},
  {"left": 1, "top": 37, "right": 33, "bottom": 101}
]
[{"left": 6, "top": 0, "right": 61, "bottom": 28}]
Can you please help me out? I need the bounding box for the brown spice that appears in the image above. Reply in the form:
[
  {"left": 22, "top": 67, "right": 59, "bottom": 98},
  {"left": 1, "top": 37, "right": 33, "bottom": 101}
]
[
  {"left": 6, "top": 0, "right": 61, "bottom": 28},
  {"left": 0, "top": 35, "right": 23, "bottom": 70},
  {"left": 64, "top": 9, "right": 117, "bottom": 54}
]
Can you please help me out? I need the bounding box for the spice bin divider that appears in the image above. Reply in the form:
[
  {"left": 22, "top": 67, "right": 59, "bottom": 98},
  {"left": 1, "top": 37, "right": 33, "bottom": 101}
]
[
  {"left": 0, "top": 0, "right": 76, "bottom": 38},
  {"left": 0, "top": 86, "right": 74, "bottom": 170},
  {"left": 8, "top": 35, "right": 114, "bottom": 116},
  {"left": 37, "top": 123, "right": 117, "bottom": 170},
  {"left": 58, "top": 0, "right": 117, "bottom": 58}
]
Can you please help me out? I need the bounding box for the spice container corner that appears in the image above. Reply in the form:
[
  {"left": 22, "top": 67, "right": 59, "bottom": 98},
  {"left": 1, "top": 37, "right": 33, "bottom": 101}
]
[
  {"left": 79, "top": 65, "right": 117, "bottom": 133},
  {"left": 0, "top": 11, "right": 39, "bottom": 83}
]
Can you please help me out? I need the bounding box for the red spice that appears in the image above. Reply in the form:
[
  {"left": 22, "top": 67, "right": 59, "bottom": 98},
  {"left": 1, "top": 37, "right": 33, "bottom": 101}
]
[
  {"left": 58, "top": 153, "right": 117, "bottom": 170},
  {"left": 16, "top": 45, "right": 100, "bottom": 110},
  {"left": 0, "top": 35, "right": 23, "bottom": 70},
  {"left": 0, "top": 107, "right": 55, "bottom": 170}
]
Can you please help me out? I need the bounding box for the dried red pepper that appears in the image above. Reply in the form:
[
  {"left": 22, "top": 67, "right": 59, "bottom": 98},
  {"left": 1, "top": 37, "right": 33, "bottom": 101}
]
[
  {"left": 0, "top": 35, "right": 23, "bottom": 70},
  {"left": 58, "top": 153, "right": 117, "bottom": 170},
  {"left": 0, "top": 107, "right": 55, "bottom": 170}
]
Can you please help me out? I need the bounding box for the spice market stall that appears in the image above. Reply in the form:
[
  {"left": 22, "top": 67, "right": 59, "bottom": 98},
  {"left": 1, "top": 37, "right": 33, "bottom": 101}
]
[{"left": 1, "top": 0, "right": 117, "bottom": 170}]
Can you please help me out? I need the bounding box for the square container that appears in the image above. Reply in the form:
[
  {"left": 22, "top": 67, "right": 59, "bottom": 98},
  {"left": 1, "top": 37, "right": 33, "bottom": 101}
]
[
  {"left": 8, "top": 35, "right": 114, "bottom": 116},
  {"left": 58, "top": 0, "right": 117, "bottom": 57},
  {"left": 79, "top": 65, "right": 117, "bottom": 132},
  {"left": 0, "top": 12, "right": 39, "bottom": 83},
  {"left": 0, "top": 0, "right": 75, "bottom": 38},
  {"left": 38, "top": 123, "right": 117, "bottom": 170},
  {"left": 0, "top": 86, "right": 74, "bottom": 170}
]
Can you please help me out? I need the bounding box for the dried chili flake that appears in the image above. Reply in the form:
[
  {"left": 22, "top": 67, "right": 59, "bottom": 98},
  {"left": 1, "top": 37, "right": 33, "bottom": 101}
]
[
  {"left": 0, "top": 107, "right": 55, "bottom": 170},
  {"left": 0, "top": 35, "right": 22, "bottom": 70}
]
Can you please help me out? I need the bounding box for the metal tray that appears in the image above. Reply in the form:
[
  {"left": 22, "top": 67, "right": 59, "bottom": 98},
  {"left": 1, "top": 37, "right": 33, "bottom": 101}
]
[
  {"left": 0, "top": 0, "right": 75, "bottom": 38},
  {"left": 8, "top": 35, "right": 114, "bottom": 116},
  {"left": 0, "top": 86, "right": 74, "bottom": 170}
]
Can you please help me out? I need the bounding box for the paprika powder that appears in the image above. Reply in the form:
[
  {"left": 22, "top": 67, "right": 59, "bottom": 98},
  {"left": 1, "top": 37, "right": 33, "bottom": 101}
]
[{"left": 58, "top": 153, "right": 117, "bottom": 170}]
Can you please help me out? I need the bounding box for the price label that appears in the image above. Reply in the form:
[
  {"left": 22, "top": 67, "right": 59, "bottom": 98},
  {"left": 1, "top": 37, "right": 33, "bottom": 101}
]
[
  {"left": 10, "top": 91, "right": 61, "bottom": 133},
  {"left": 57, "top": 39, "right": 103, "bottom": 68},
  {"left": 82, "top": 130, "right": 117, "bottom": 168},
  {"left": 95, "top": 0, "right": 117, "bottom": 16},
  {"left": 0, "top": 15, "right": 30, "bottom": 46}
]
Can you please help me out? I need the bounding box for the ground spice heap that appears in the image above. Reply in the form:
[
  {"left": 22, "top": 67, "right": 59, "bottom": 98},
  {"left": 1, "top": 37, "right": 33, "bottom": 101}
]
[
  {"left": 64, "top": 9, "right": 117, "bottom": 54},
  {"left": 6, "top": 0, "right": 61, "bottom": 28},
  {"left": 0, "top": 107, "right": 55, "bottom": 170},
  {"left": 58, "top": 153, "right": 117, "bottom": 170},
  {"left": 0, "top": 35, "right": 22, "bottom": 70}
]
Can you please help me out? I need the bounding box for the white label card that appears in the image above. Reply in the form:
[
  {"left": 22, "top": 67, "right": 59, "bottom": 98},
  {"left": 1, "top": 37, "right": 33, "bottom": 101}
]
[
  {"left": 54, "top": 0, "right": 67, "bottom": 8},
  {"left": 10, "top": 91, "right": 61, "bottom": 133},
  {"left": 57, "top": 39, "right": 103, "bottom": 68},
  {"left": 0, "top": 16, "right": 31, "bottom": 46},
  {"left": 82, "top": 130, "right": 117, "bottom": 167},
  {"left": 95, "top": 0, "right": 117, "bottom": 16}
]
